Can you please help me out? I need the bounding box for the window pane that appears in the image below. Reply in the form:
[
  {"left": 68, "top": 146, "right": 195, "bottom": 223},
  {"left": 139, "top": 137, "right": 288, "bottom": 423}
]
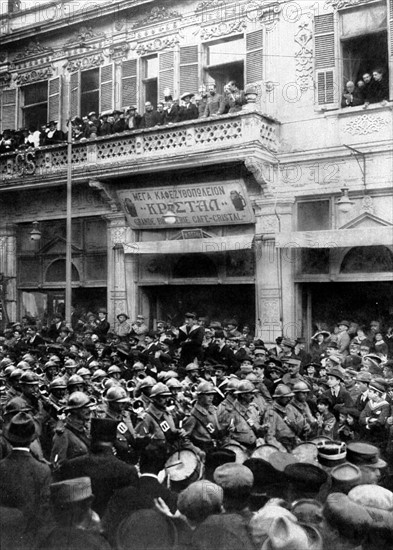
[
  {"left": 145, "top": 56, "right": 158, "bottom": 79},
  {"left": 24, "top": 81, "right": 47, "bottom": 106},
  {"left": 24, "top": 103, "right": 48, "bottom": 130},
  {"left": 208, "top": 37, "right": 245, "bottom": 65},
  {"left": 80, "top": 90, "right": 99, "bottom": 118},
  {"left": 298, "top": 201, "right": 330, "bottom": 231},
  {"left": 81, "top": 68, "right": 99, "bottom": 92}
]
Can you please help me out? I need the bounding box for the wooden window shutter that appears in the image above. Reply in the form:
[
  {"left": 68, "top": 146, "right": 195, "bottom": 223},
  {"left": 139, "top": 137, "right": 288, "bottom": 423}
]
[
  {"left": 100, "top": 64, "right": 113, "bottom": 112},
  {"left": 246, "top": 29, "right": 263, "bottom": 84},
  {"left": 122, "top": 59, "right": 137, "bottom": 107},
  {"left": 179, "top": 46, "right": 199, "bottom": 96},
  {"left": 48, "top": 76, "right": 62, "bottom": 125},
  {"left": 69, "top": 71, "right": 80, "bottom": 118},
  {"left": 314, "top": 13, "right": 337, "bottom": 107},
  {"left": 1, "top": 89, "right": 17, "bottom": 131},
  {"left": 388, "top": 0, "right": 393, "bottom": 99},
  {"left": 158, "top": 51, "right": 175, "bottom": 100}
]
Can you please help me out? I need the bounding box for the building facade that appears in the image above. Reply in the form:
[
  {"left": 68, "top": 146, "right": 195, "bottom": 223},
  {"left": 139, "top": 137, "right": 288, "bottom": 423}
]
[{"left": 0, "top": 0, "right": 392, "bottom": 342}]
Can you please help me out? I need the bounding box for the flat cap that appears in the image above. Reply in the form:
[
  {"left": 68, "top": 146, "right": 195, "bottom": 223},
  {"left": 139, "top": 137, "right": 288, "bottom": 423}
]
[
  {"left": 213, "top": 463, "right": 254, "bottom": 491},
  {"left": 177, "top": 480, "right": 223, "bottom": 522}
]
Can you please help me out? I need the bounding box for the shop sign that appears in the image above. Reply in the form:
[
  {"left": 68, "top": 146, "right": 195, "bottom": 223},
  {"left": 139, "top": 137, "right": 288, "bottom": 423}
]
[{"left": 117, "top": 180, "right": 255, "bottom": 229}]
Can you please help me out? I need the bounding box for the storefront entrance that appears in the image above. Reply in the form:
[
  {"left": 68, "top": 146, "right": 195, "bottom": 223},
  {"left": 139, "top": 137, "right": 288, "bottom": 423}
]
[
  {"left": 302, "top": 281, "right": 393, "bottom": 335},
  {"left": 141, "top": 284, "right": 256, "bottom": 330}
]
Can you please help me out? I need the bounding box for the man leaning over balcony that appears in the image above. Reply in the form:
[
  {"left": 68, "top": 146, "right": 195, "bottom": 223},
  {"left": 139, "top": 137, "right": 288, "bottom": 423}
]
[{"left": 203, "top": 82, "right": 226, "bottom": 117}]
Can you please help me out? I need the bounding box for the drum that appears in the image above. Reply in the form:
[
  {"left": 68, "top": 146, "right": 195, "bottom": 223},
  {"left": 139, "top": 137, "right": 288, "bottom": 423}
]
[
  {"left": 251, "top": 444, "right": 280, "bottom": 461},
  {"left": 222, "top": 443, "right": 249, "bottom": 464},
  {"left": 165, "top": 449, "right": 202, "bottom": 492}
]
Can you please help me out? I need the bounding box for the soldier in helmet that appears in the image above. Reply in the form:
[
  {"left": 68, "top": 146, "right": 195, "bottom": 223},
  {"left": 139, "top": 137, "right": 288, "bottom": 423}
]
[
  {"left": 287, "top": 381, "right": 317, "bottom": 439},
  {"left": 135, "top": 383, "right": 187, "bottom": 455},
  {"left": 217, "top": 378, "right": 240, "bottom": 432},
  {"left": 183, "top": 381, "right": 222, "bottom": 453},
  {"left": 51, "top": 391, "right": 93, "bottom": 470},
  {"left": 104, "top": 386, "right": 137, "bottom": 464},
  {"left": 67, "top": 374, "right": 85, "bottom": 395},
  {"left": 267, "top": 384, "right": 299, "bottom": 451},
  {"left": 4, "top": 367, "right": 22, "bottom": 404},
  {"left": 108, "top": 365, "right": 122, "bottom": 382}
]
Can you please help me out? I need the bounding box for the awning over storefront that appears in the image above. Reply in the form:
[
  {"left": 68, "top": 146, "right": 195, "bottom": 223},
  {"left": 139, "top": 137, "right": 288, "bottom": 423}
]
[
  {"left": 123, "top": 235, "right": 254, "bottom": 254},
  {"left": 275, "top": 227, "right": 393, "bottom": 248}
]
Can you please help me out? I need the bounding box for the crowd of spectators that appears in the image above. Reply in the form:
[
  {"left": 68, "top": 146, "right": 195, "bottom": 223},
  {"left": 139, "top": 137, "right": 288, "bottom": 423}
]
[{"left": 0, "top": 80, "right": 246, "bottom": 154}]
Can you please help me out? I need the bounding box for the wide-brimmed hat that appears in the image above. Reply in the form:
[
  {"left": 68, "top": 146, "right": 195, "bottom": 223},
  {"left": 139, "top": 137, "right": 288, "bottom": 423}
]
[
  {"left": 50, "top": 477, "right": 92, "bottom": 504},
  {"left": 180, "top": 92, "right": 195, "bottom": 100},
  {"left": 117, "top": 313, "right": 129, "bottom": 320}
]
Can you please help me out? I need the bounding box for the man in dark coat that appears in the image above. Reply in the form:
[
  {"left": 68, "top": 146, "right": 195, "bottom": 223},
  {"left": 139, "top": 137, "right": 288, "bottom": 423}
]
[
  {"left": 322, "top": 367, "right": 354, "bottom": 412},
  {"left": 102, "top": 447, "right": 178, "bottom": 546},
  {"left": 177, "top": 312, "right": 205, "bottom": 366},
  {"left": 0, "top": 412, "right": 51, "bottom": 538},
  {"left": 140, "top": 102, "right": 161, "bottom": 128},
  {"left": 58, "top": 418, "right": 138, "bottom": 517}
]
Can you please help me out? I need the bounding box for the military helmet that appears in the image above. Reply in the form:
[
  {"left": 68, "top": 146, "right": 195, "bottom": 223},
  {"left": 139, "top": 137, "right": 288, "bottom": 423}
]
[
  {"left": 65, "top": 391, "right": 92, "bottom": 411},
  {"left": 105, "top": 386, "right": 130, "bottom": 403},
  {"left": 150, "top": 383, "right": 171, "bottom": 398},
  {"left": 50, "top": 377, "right": 67, "bottom": 390}
]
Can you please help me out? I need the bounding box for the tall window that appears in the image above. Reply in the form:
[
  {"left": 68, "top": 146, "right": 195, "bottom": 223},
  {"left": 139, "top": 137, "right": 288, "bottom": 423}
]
[
  {"left": 80, "top": 68, "right": 99, "bottom": 116},
  {"left": 23, "top": 81, "right": 47, "bottom": 130},
  {"left": 341, "top": 3, "right": 388, "bottom": 90},
  {"left": 204, "top": 36, "right": 245, "bottom": 94},
  {"left": 142, "top": 55, "right": 158, "bottom": 106}
]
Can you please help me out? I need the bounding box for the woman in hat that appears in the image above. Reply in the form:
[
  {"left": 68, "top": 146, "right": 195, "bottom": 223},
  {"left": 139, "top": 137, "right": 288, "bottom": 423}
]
[
  {"left": 178, "top": 93, "right": 198, "bottom": 121},
  {"left": 116, "top": 313, "right": 132, "bottom": 340},
  {"left": 310, "top": 331, "right": 331, "bottom": 362}
]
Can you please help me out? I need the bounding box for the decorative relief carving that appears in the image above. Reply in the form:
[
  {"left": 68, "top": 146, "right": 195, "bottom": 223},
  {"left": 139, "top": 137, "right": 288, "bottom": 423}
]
[
  {"left": 199, "top": 19, "right": 247, "bottom": 40},
  {"left": 64, "top": 53, "right": 105, "bottom": 72},
  {"left": 13, "top": 40, "right": 53, "bottom": 62},
  {"left": 14, "top": 66, "right": 53, "bottom": 85},
  {"left": 108, "top": 42, "right": 130, "bottom": 61},
  {"left": 134, "top": 36, "right": 180, "bottom": 56},
  {"left": 261, "top": 299, "right": 280, "bottom": 324},
  {"left": 343, "top": 114, "right": 390, "bottom": 136},
  {"left": 360, "top": 195, "right": 375, "bottom": 215},
  {"left": 258, "top": 2, "right": 282, "bottom": 32},
  {"left": 134, "top": 6, "right": 181, "bottom": 28},
  {"left": 294, "top": 18, "right": 313, "bottom": 92},
  {"left": 195, "top": 0, "right": 225, "bottom": 12},
  {"left": 324, "top": 0, "right": 370, "bottom": 10},
  {"left": 65, "top": 26, "right": 106, "bottom": 45},
  {"left": 112, "top": 227, "right": 127, "bottom": 246},
  {"left": 114, "top": 18, "right": 126, "bottom": 32},
  {"left": 129, "top": 21, "right": 180, "bottom": 41},
  {"left": 259, "top": 215, "right": 279, "bottom": 233}
]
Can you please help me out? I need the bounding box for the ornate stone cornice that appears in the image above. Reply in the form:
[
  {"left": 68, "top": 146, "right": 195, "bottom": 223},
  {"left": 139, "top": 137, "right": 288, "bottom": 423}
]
[
  {"left": 324, "top": 0, "right": 375, "bottom": 10},
  {"left": 12, "top": 39, "right": 53, "bottom": 62},
  {"left": 133, "top": 6, "right": 181, "bottom": 28},
  {"left": 64, "top": 53, "right": 105, "bottom": 72},
  {"left": 14, "top": 65, "right": 53, "bottom": 85}
]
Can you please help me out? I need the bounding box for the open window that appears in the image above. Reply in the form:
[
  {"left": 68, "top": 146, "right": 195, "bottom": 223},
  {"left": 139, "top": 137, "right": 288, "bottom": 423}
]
[
  {"left": 80, "top": 68, "right": 99, "bottom": 117},
  {"left": 341, "top": 2, "right": 389, "bottom": 95},
  {"left": 204, "top": 35, "right": 245, "bottom": 94},
  {"left": 22, "top": 81, "right": 47, "bottom": 130},
  {"left": 142, "top": 55, "right": 158, "bottom": 107}
]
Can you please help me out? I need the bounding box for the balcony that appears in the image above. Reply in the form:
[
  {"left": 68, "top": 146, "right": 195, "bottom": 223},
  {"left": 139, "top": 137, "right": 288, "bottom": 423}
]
[{"left": 0, "top": 111, "right": 280, "bottom": 189}]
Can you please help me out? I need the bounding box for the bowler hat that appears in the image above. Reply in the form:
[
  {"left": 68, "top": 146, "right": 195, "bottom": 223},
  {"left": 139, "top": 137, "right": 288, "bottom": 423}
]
[
  {"left": 6, "top": 411, "right": 36, "bottom": 444},
  {"left": 327, "top": 367, "right": 345, "bottom": 381}
]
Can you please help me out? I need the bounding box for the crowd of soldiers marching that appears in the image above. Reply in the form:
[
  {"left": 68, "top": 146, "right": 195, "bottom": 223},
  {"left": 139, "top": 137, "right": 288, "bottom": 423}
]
[{"left": 0, "top": 310, "right": 393, "bottom": 549}]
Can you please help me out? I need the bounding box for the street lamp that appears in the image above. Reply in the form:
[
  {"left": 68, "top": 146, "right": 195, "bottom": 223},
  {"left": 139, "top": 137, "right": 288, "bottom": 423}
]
[
  {"left": 29, "top": 221, "right": 42, "bottom": 241},
  {"left": 337, "top": 186, "right": 354, "bottom": 214}
]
